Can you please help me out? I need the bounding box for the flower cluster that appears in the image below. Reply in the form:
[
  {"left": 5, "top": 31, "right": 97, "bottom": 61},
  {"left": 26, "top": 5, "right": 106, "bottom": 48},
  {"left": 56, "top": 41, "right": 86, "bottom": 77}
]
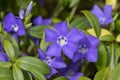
[{"left": 1, "top": 2, "right": 114, "bottom": 80}]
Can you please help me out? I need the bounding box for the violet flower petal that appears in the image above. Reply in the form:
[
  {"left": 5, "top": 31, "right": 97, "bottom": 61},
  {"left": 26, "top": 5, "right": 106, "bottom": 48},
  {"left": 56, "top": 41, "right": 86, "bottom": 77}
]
[
  {"left": 38, "top": 49, "right": 46, "bottom": 60},
  {"left": 54, "top": 21, "right": 68, "bottom": 36},
  {"left": 16, "top": 17, "right": 25, "bottom": 36},
  {"left": 45, "top": 28, "right": 59, "bottom": 42},
  {"left": 67, "top": 28, "right": 81, "bottom": 43},
  {"left": 86, "top": 48, "right": 98, "bottom": 62},
  {"left": 88, "top": 35, "right": 99, "bottom": 48},
  {"left": 46, "top": 43, "right": 61, "bottom": 57},
  {"left": 62, "top": 43, "right": 77, "bottom": 59},
  {"left": 33, "top": 16, "right": 43, "bottom": 26},
  {"left": 51, "top": 57, "right": 66, "bottom": 68}
]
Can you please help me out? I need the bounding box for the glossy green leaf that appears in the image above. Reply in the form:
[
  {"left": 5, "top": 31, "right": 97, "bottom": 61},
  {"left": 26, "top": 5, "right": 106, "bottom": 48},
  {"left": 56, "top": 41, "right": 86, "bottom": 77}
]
[
  {"left": 96, "top": 43, "right": 107, "bottom": 70},
  {"left": 24, "top": 14, "right": 33, "bottom": 24},
  {"left": 79, "top": 76, "right": 91, "bottom": 80},
  {"left": 82, "top": 10, "right": 101, "bottom": 37},
  {"left": 111, "top": 63, "right": 120, "bottom": 80},
  {"left": 115, "top": 19, "right": 120, "bottom": 33},
  {"left": 0, "top": 32, "right": 20, "bottom": 58},
  {"left": 70, "top": 0, "right": 80, "bottom": 7},
  {"left": 0, "top": 62, "right": 12, "bottom": 68},
  {"left": 54, "top": 76, "right": 68, "bottom": 80},
  {"left": 100, "top": 35, "right": 115, "bottom": 42},
  {"left": 28, "top": 68, "right": 46, "bottom": 80},
  {"left": 94, "top": 68, "right": 109, "bottom": 80},
  {"left": 16, "top": 56, "right": 50, "bottom": 74},
  {"left": 27, "top": 26, "right": 45, "bottom": 39},
  {"left": 16, "top": 0, "right": 30, "bottom": 8},
  {"left": 3, "top": 40, "right": 16, "bottom": 62},
  {"left": 13, "top": 64, "right": 24, "bottom": 80},
  {"left": 70, "top": 17, "right": 89, "bottom": 30},
  {"left": 0, "top": 68, "right": 13, "bottom": 80},
  {"left": 40, "top": 33, "right": 51, "bottom": 51}
]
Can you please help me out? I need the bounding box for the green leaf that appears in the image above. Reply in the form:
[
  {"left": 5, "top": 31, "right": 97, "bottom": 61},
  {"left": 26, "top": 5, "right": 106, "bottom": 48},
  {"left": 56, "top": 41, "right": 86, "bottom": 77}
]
[
  {"left": 13, "top": 64, "right": 24, "bottom": 80},
  {"left": 16, "top": 56, "right": 50, "bottom": 74},
  {"left": 16, "top": 0, "right": 30, "bottom": 8},
  {"left": 100, "top": 35, "right": 115, "bottom": 42},
  {"left": 40, "top": 32, "right": 51, "bottom": 51},
  {"left": 94, "top": 68, "right": 109, "bottom": 80},
  {"left": 82, "top": 10, "right": 101, "bottom": 37},
  {"left": 0, "top": 68, "right": 13, "bottom": 80},
  {"left": 27, "top": 26, "right": 45, "bottom": 39},
  {"left": 54, "top": 76, "right": 68, "bottom": 80},
  {"left": 115, "top": 19, "right": 120, "bottom": 33},
  {"left": 96, "top": 43, "right": 107, "bottom": 70},
  {"left": 0, "top": 62, "right": 12, "bottom": 68},
  {"left": 79, "top": 76, "right": 91, "bottom": 80},
  {"left": 115, "top": 46, "right": 120, "bottom": 57},
  {"left": 24, "top": 14, "right": 33, "bottom": 24},
  {"left": 70, "top": 0, "right": 80, "bottom": 8},
  {"left": 111, "top": 63, "right": 120, "bottom": 80},
  {"left": 3, "top": 40, "right": 16, "bottom": 62},
  {"left": 28, "top": 68, "right": 46, "bottom": 80},
  {"left": 69, "top": 17, "right": 89, "bottom": 30},
  {"left": 23, "top": 70, "right": 32, "bottom": 80},
  {"left": 0, "top": 32, "right": 20, "bottom": 58}
]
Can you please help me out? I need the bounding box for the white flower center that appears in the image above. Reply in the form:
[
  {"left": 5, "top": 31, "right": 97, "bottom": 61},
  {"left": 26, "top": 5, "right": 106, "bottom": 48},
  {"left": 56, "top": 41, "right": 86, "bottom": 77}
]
[
  {"left": 12, "top": 24, "right": 19, "bottom": 32},
  {"left": 78, "top": 44, "right": 88, "bottom": 54},
  {"left": 99, "top": 17, "right": 106, "bottom": 24},
  {"left": 43, "top": 57, "right": 52, "bottom": 65},
  {"left": 57, "top": 36, "right": 67, "bottom": 46}
]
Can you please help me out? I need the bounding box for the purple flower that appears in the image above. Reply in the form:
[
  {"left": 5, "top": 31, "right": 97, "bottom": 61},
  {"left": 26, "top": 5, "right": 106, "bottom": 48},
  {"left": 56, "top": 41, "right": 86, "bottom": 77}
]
[
  {"left": 19, "top": 9, "right": 25, "bottom": 19},
  {"left": 38, "top": 48, "right": 66, "bottom": 78},
  {"left": 19, "top": 1, "right": 33, "bottom": 19},
  {"left": 25, "top": 1, "right": 33, "bottom": 16},
  {"left": 59, "top": 61, "right": 83, "bottom": 80},
  {"left": 45, "top": 21, "right": 82, "bottom": 59},
  {"left": 91, "top": 5, "right": 113, "bottom": 26},
  {"left": 33, "top": 16, "right": 51, "bottom": 26},
  {"left": 73, "top": 31, "right": 99, "bottom": 62},
  {"left": 0, "top": 52, "right": 9, "bottom": 62},
  {"left": 3, "top": 13, "right": 25, "bottom": 36}
]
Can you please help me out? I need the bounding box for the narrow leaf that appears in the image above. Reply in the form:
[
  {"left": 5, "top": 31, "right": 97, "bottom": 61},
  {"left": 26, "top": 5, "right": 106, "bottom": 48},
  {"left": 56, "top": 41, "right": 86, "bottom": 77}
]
[
  {"left": 3, "top": 40, "right": 16, "bottom": 62},
  {"left": 82, "top": 10, "right": 101, "bottom": 37},
  {"left": 16, "top": 56, "right": 50, "bottom": 74},
  {"left": 13, "top": 64, "right": 24, "bottom": 80}
]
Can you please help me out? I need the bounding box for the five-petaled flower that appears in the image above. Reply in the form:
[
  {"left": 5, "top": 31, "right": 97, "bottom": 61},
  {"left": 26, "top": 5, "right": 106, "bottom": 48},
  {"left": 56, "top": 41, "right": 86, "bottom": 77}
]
[
  {"left": 45, "top": 21, "right": 82, "bottom": 59},
  {"left": 3, "top": 12, "right": 25, "bottom": 36},
  {"left": 59, "top": 61, "right": 83, "bottom": 80},
  {"left": 91, "top": 4, "right": 113, "bottom": 26},
  {"left": 38, "top": 48, "right": 66, "bottom": 78},
  {"left": 73, "top": 31, "right": 99, "bottom": 62}
]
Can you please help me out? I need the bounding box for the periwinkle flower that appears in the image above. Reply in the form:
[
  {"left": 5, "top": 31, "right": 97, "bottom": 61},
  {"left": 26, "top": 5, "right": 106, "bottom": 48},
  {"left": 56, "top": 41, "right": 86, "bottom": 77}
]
[
  {"left": 4, "top": 13, "right": 25, "bottom": 36},
  {"left": 0, "top": 52, "right": 9, "bottom": 62},
  {"left": 19, "top": 9, "right": 25, "bottom": 19},
  {"left": 91, "top": 5, "right": 113, "bottom": 26},
  {"left": 73, "top": 31, "right": 99, "bottom": 62},
  {"left": 59, "top": 61, "right": 83, "bottom": 80},
  {"left": 19, "top": 1, "right": 33, "bottom": 19},
  {"left": 33, "top": 16, "right": 51, "bottom": 26},
  {"left": 38, "top": 49, "right": 66, "bottom": 78},
  {"left": 45, "top": 21, "right": 82, "bottom": 59},
  {"left": 25, "top": 1, "right": 33, "bottom": 16}
]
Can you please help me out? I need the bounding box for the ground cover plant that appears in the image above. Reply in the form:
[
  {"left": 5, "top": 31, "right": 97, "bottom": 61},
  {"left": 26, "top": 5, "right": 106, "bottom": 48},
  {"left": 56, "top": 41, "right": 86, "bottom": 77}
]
[{"left": 0, "top": 0, "right": 120, "bottom": 80}]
